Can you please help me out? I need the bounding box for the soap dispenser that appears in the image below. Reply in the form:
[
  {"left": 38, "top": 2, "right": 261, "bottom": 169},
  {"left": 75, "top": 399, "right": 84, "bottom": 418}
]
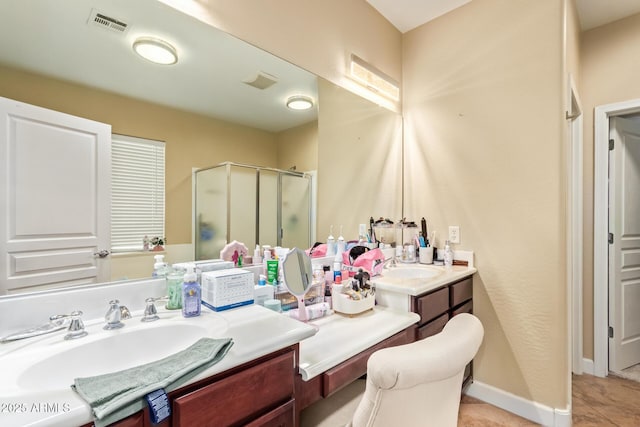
[
  {"left": 182, "top": 265, "right": 201, "bottom": 318},
  {"left": 152, "top": 255, "right": 168, "bottom": 278}
]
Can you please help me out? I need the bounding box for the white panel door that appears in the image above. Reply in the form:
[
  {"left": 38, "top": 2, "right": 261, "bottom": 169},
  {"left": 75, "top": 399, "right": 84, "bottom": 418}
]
[
  {"left": 609, "top": 117, "right": 640, "bottom": 371},
  {"left": 0, "top": 97, "right": 111, "bottom": 295}
]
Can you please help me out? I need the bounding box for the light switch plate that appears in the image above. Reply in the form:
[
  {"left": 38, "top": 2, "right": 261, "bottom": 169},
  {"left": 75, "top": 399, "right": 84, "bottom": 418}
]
[{"left": 448, "top": 226, "right": 460, "bottom": 244}]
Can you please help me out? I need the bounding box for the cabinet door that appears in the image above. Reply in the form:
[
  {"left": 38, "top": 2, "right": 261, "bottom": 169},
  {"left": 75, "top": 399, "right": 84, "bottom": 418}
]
[{"left": 173, "top": 351, "right": 294, "bottom": 427}]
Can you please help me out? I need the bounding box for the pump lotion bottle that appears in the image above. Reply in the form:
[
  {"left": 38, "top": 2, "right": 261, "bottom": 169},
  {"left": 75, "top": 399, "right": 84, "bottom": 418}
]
[{"left": 182, "top": 265, "right": 201, "bottom": 317}]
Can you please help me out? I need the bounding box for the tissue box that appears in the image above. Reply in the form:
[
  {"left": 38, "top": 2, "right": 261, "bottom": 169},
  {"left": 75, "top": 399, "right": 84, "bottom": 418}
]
[{"left": 201, "top": 269, "right": 254, "bottom": 311}]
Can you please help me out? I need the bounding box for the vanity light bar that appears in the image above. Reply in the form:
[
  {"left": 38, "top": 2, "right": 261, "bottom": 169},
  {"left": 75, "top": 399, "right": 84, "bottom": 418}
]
[{"left": 349, "top": 54, "right": 400, "bottom": 101}]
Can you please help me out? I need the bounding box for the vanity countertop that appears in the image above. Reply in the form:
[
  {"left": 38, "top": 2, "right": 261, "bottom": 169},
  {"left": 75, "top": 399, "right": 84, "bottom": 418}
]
[
  {"left": 0, "top": 304, "right": 316, "bottom": 427},
  {"left": 372, "top": 264, "right": 477, "bottom": 296},
  {"left": 299, "top": 306, "right": 420, "bottom": 381}
]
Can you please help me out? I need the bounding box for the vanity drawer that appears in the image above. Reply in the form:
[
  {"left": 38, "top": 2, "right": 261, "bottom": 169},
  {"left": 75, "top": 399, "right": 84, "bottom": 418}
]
[
  {"left": 452, "top": 300, "right": 473, "bottom": 316},
  {"left": 416, "top": 312, "right": 449, "bottom": 340},
  {"left": 450, "top": 277, "right": 473, "bottom": 307},
  {"left": 244, "top": 399, "right": 295, "bottom": 427},
  {"left": 322, "top": 326, "right": 414, "bottom": 397},
  {"left": 173, "top": 351, "right": 294, "bottom": 427},
  {"left": 412, "top": 287, "right": 449, "bottom": 325}
]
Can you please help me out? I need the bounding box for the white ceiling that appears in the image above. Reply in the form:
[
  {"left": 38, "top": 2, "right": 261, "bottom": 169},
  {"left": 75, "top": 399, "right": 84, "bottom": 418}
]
[
  {"left": 0, "top": 0, "right": 318, "bottom": 133},
  {"left": 367, "top": 0, "right": 472, "bottom": 33},
  {"left": 368, "top": 0, "right": 640, "bottom": 33},
  {"left": 575, "top": 0, "right": 640, "bottom": 30}
]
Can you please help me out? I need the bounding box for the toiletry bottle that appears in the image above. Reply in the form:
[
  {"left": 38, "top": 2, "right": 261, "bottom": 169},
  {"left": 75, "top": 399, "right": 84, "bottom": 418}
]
[
  {"left": 253, "top": 244, "right": 262, "bottom": 265},
  {"left": 263, "top": 249, "right": 272, "bottom": 276},
  {"left": 182, "top": 265, "right": 201, "bottom": 317},
  {"left": 266, "top": 258, "right": 279, "bottom": 285},
  {"left": 358, "top": 223, "right": 367, "bottom": 244},
  {"left": 152, "top": 254, "right": 168, "bottom": 278},
  {"left": 444, "top": 240, "right": 454, "bottom": 267},
  {"left": 337, "top": 226, "right": 346, "bottom": 255},
  {"left": 327, "top": 226, "right": 336, "bottom": 256}
]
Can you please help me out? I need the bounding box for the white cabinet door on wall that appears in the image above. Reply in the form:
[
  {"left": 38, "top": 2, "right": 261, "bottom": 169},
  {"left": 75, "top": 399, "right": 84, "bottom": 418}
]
[{"left": 0, "top": 97, "right": 111, "bottom": 295}]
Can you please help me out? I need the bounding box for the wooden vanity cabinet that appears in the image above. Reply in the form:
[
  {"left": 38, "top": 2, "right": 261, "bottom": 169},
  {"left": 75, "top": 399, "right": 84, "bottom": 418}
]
[
  {"left": 82, "top": 345, "right": 298, "bottom": 427},
  {"left": 295, "top": 326, "right": 416, "bottom": 413},
  {"left": 410, "top": 275, "right": 474, "bottom": 387},
  {"left": 411, "top": 275, "right": 473, "bottom": 339},
  {"left": 172, "top": 349, "right": 295, "bottom": 427}
]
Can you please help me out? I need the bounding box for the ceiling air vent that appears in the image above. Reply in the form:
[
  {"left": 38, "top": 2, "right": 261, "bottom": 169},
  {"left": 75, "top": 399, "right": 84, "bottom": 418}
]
[
  {"left": 88, "top": 8, "right": 129, "bottom": 34},
  {"left": 243, "top": 72, "right": 278, "bottom": 90}
]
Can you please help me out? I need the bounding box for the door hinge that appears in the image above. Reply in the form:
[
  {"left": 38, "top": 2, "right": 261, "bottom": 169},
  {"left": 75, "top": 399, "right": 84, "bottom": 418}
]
[
  {"left": 609, "top": 233, "right": 614, "bottom": 244},
  {"left": 609, "top": 139, "right": 615, "bottom": 151},
  {"left": 609, "top": 326, "right": 614, "bottom": 338}
]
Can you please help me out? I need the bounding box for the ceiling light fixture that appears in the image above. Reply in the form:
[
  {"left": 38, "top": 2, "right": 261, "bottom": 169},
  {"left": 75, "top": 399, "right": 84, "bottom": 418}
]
[
  {"left": 133, "top": 37, "right": 178, "bottom": 65},
  {"left": 349, "top": 54, "right": 400, "bottom": 101},
  {"left": 286, "top": 95, "right": 314, "bottom": 110}
]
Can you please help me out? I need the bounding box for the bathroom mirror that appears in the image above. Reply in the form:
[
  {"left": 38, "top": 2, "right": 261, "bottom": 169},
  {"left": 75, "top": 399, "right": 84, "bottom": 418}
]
[
  {"left": 0, "top": 0, "right": 402, "bottom": 295},
  {"left": 281, "top": 248, "right": 314, "bottom": 321}
]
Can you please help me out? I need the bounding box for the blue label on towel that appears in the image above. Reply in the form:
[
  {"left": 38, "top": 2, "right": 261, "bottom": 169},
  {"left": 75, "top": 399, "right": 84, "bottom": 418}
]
[{"left": 145, "top": 388, "right": 170, "bottom": 424}]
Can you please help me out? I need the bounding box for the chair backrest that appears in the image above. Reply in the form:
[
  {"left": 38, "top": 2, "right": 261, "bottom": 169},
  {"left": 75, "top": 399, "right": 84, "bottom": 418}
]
[{"left": 351, "top": 313, "right": 484, "bottom": 427}]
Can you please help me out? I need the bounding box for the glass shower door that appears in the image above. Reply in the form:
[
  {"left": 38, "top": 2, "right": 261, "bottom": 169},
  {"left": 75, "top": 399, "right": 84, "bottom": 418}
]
[{"left": 281, "top": 174, "right": 310, "bottom": 249}]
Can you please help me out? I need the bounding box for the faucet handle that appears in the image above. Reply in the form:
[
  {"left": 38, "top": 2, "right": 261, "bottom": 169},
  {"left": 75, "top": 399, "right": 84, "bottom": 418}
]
[
  {"left": 65, "top": 310, "right": 88, "bottom": 340},
  {"left": 120, "top": 305, "right": 132, "bottom": 320},
  {"left": 141, "top": 298, "right": 160, "bottom": 322},
  {"left": 104, "top": 300, "right": 125, "bottom": 330}
]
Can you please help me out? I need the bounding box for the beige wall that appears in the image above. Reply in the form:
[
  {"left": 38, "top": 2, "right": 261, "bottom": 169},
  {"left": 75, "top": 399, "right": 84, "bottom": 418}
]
[
  {"left": 0, "top": 64, "right": 278, "bottom": 247},
  {"left": 580, "top": 12, "right": 640, "bottom": 360},
  {"left": 276, "top": 120, "right": 318, "bottom": 172},
  {"left": 403, "top": 0, "right": 568, "bottom": 409}
]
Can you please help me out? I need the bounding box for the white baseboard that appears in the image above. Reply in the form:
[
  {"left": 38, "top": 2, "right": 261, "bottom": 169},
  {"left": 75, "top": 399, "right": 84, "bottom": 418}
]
[
  {"left": 582, "top": 358, "right": 594, "bottom": 375},
  {"left": 466, "top": 381, "right": 571, "bottom": 427}
]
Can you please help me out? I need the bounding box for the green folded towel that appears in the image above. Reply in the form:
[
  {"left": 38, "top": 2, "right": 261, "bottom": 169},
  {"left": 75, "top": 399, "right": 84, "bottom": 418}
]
[{"left": 72, "top": 337, "right": 233, "bottom": 425}]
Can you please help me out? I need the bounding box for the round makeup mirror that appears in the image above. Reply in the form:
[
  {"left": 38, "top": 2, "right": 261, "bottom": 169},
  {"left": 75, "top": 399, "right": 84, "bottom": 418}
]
[{"left": 281, "top": 247, "right": 313, "bottom": 321}]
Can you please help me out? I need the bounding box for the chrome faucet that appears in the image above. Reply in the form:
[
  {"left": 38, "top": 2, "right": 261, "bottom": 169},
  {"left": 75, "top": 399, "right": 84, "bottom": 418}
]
[
  {"left": 104, "top": 299, "right": 129, "bottom": 330},
  {"left": 383, "top": 254, "right": 398, "bottom": 269},
  {"left": 63, "top": 311, "right": 88, "bottom": 340},
  {"left": 141, "top": 297, "right": 167, "bottom": 322}
]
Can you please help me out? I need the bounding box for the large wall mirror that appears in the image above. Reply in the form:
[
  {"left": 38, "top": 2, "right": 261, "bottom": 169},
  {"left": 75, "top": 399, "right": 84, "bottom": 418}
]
[{"left": 0, "top": 0, "right": 402, "bottom": 295}]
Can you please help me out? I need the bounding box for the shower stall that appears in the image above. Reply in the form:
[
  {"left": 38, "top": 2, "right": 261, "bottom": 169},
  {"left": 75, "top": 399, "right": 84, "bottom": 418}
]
[{"left": 194, "top": 162, "right": 313, "bottom": 260}]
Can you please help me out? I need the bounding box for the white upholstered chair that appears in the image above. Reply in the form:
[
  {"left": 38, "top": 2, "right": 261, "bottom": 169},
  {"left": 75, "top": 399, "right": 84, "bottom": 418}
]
[{"left": 301, "top": 313, "right": 484, "bottom": 427}]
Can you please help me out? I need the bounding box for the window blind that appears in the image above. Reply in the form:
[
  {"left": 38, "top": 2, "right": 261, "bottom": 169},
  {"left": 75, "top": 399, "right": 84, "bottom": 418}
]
[{"left": 111, "top": 134, "right": 165, "bottom": 252}]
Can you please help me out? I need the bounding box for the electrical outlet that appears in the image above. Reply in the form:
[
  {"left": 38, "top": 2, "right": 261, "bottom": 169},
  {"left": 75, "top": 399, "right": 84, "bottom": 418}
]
[{"left": 448, "top": 226, "right": 460, "bottom": 244}]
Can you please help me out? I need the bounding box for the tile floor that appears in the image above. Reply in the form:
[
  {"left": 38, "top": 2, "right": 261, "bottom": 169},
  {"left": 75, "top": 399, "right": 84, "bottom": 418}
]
[
  {"left": 459, "top": 373, "right": 640, "bottom": 426},
  {"left": 302, "top": 372, "right": 640, "bottom": 426}
]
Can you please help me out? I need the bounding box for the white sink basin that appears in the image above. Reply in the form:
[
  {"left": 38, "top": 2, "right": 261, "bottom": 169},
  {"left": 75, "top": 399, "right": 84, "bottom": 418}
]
[
  {"left": 11, "top": 312, "right": 229, "bottom": 391},
  {"left": 382, "top": 266, "right": 442, "bottom": 280}
]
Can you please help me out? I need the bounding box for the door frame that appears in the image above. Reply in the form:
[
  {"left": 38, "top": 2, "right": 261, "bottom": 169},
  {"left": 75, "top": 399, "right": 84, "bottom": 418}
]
[
  {"left": 567, "top": 74, "right": 583, "bottom": 375},
  {"left": 593, "top": 98, "right": 640, "bottom": 377}
]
